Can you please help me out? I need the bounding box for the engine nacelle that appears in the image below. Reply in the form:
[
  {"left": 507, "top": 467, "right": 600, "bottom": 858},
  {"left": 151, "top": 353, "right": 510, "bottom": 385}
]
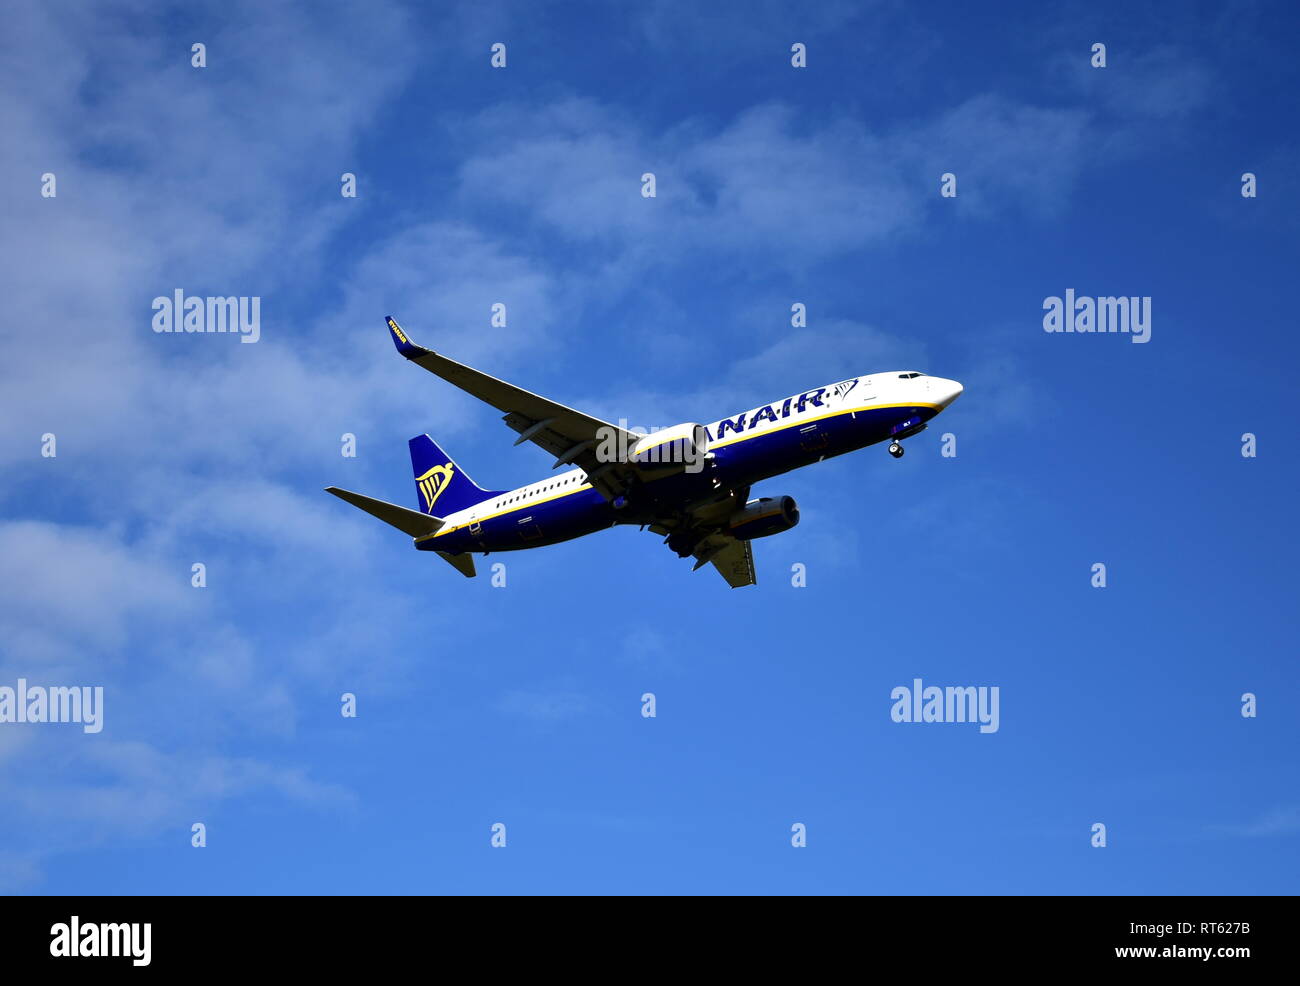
[
  {"left": 628, "top": 423, "right": 709, "bottom": 473},
  {"left": 727, "top": 496, "right": 799, "bottom": 541}
]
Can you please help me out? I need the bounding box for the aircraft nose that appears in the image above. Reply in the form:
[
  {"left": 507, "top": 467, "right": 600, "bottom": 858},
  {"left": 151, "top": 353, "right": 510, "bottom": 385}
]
[{"left": 930, "top": 377, "right": 964, "bottom": 409}]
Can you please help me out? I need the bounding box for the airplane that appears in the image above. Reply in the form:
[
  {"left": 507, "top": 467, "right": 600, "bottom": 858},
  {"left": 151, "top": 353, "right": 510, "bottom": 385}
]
[{"left": 325, "top": 316, "right": 964, "bottom": 587}]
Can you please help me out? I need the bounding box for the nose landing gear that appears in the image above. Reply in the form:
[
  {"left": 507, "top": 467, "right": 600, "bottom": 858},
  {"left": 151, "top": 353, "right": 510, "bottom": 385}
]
[{"left": 888, "top": 441, "right": 905, "bottom": 459}]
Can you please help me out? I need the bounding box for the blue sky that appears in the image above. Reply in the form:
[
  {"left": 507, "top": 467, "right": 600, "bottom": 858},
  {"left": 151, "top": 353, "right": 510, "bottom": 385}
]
[{"left": 1, "top": 0, "right": 1297, "bottom": 894}]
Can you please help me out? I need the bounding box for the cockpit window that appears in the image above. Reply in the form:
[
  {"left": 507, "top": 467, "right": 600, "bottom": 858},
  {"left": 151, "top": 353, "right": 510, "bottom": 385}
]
[{"left": 898, "top": 372, "right": 925, "bottom": 379}]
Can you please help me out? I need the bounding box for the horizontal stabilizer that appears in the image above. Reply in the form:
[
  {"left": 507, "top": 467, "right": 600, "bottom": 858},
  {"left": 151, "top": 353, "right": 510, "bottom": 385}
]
[
  {"left": 436, "top": 551, "right": 476, "bottom": 578},
  {"left": 325, "top": 487, "right": 445, "bottom": 538}
]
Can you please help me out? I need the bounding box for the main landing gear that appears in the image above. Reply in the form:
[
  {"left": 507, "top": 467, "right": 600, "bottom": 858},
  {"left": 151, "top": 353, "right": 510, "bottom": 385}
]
[{"left": 888, "top": 441, "right": 905, "bottom": 459}]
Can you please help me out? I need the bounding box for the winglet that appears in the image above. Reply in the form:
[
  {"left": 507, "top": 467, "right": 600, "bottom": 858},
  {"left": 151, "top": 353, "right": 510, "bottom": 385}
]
[{"left": 385, "top": 315, "right": 430, "bottom": 358}]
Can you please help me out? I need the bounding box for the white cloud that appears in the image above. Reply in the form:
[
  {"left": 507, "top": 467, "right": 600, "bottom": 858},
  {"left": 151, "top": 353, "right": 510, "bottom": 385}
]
[
  {"left": 0, "top": 521, "right": 196, "bottom": 667},
  {"left": 1212, "top": 805, "right": 1300, "bottom": 839},
  {"left": 453, "top": 93, "right": 1101, "bottom": 269},
  {"left": 496, "top": 686, "right": 592, "bottom": 724},
  {"left": 0, "top": 2, "right": 433, "bottom": 886},
  {"left": 0, "top": 1, "right": 1224, "bottom": 890}
]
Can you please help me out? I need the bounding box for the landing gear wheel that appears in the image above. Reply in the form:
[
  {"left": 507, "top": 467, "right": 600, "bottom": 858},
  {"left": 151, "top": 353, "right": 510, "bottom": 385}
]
[{"left": 888, "top": 441, "right": 904, "bottom": 458}]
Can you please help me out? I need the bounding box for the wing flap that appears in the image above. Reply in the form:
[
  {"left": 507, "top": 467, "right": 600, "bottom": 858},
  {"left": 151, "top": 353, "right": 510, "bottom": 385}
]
[
  {"left": 693, "top": 534, "right": 757, "bottom": 588},
  {"left": 386, "top": 316, "right": 640, "bottom": 499},
  {"left": 501, "top": 411, "right": 583, "bottom": 461}
]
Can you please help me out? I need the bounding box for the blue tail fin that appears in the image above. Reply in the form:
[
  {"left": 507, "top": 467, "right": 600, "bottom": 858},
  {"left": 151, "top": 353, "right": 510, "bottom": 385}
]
[{"left": 409, "top": 435, "right": 502, "bottom": 516}]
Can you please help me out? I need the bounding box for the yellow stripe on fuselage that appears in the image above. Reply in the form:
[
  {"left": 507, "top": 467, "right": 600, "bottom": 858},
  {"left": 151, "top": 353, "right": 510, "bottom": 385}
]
[
  {"left": 416, "top": 482, "right": 595, "bottom": 541},
  {"left": 707, "top": 401, "right": 936, "bottom": 451},
  {"left": 420, "top": 401, "right": 938, "bottom": 541}
]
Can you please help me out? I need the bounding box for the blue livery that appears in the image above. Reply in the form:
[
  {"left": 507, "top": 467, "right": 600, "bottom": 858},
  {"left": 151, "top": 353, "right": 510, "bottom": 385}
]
[{"left": 326, "top": 317, "right": 964, "bottom": 587}]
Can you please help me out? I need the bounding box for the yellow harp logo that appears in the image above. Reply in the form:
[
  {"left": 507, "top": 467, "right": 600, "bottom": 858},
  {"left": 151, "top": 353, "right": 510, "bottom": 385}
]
[{"left": 416, "top": 464, "right": 456, "bottom": 512}]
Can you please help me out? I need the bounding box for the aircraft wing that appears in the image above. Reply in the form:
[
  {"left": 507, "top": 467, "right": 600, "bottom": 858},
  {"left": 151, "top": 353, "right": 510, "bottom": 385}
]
[
  {"left": 385, "top": 316, "right": 641, "bottom": 500},
  {"left": 691, "top": 533, "right": 757, "bottom": 588}
]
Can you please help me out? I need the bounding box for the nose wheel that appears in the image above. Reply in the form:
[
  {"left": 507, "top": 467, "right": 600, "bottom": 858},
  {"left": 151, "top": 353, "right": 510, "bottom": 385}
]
[{"left": 888, "top": 441, "right": 904, "bottom": 459}]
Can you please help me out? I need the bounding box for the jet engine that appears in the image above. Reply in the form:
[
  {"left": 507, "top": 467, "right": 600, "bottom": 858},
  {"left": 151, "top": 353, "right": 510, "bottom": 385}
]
[
  {"left": 726, "top": 496, "right": 800, "bottom": 541},
  {"left": 628, "top": 423, "right": 709, "bottom": 473}
]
